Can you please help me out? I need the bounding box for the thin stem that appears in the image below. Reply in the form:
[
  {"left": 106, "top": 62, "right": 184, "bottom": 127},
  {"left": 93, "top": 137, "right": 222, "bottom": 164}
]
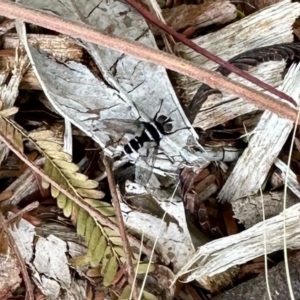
[{"left": 103, "top": 156, "right": 139, "bottom": 300}]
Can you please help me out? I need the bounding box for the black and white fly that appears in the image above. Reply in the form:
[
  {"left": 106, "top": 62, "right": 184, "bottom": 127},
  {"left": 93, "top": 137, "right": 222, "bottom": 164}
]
[
  {"left": 102, "top": 101, "right": 185, "bottom": 185},
  {"left": 123, "top": 106, "right": 174, "bottom": 156}
]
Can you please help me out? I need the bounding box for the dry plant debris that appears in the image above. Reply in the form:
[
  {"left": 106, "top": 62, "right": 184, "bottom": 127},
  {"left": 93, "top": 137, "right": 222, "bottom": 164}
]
[{"left": 0, "top": 0, "right": 300, "bottom": 299}]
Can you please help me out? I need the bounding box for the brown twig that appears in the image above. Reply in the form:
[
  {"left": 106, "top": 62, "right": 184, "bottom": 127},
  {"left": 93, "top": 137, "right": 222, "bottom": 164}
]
[
  {"left": 0, "top": 212, "right": 34, "bottom": 300},
  {"left": 6, "top": 202, "right": 39, "bottom": 227},
  {"left": 103, "top": 156, "right": 139, "bottom": 300},
  {"left": 125, "top": 0, "right": 296, "bottom": 106},
  {"left": 0, "top": 0, "right": 299, "bottom": 123}
]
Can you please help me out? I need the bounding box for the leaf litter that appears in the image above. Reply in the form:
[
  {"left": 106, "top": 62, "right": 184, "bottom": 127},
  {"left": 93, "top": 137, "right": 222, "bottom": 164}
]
[{"left": 0, "top": 0, "right": 300, "bottom": 299}]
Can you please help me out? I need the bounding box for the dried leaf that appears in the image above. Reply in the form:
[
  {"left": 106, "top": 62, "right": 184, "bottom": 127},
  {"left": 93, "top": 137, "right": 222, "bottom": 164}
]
[
  {"left": 36, "top": 140, "right": 62, "bottom": 151},
  {"left": 76, "top": 188, "right": 104, "bottom": 199},
  {"left": 88, "top": 226, "right": 102, "bottom": 252},
  {"left": 57, "top": 192, "right": 67, "bottom": 209},
  {"left": 0, "top": 106, "right": 19, "bottom": 118},
  {"left": 119, "top": 285, "right": 131, "bottom": 300},
  {"left": 113, "top": 247, "right": 125, "bottom": 258},
  {"left": 103, "top": 227, "right": 121, "bottom": 237},
  {"left": 46, "top": 150, "right": 72, "bottom": 162},
  {"left": 84, "top": 216, "right": 95, "bottom": 243},
  {"left": 142, "top": 291, "right": 159, "bottom": 300},
  {"left": 50, "top": 184, "right": 59, "bottom": 198},
  {"left": 69, "top": 178, "right": 98, "bottom": 189},
  {"left": 77, "top": 208, "right": 88, "bottom": 236},
  {"left": 0, "top": 231, "right": 8, "bottom": 254},
  {"left": 101, "top": 247, "right": 113, "bottom": 274},
  {"left": 135, "top": 263, "right": 156, "bottom": 274},
  {"left": 29, "top": 130, "right": 54, "bottom": 140},
  {"left": 68, "top": 253, "right": 92, "bottom": 267},
  {"left": 109, "top": 237, "right": 123, "bottom": 246},
  {"left": 53, "top": 159, "right": 79, "bottom": 172},
  {"left": 96, "top": 205, "right": 116, "bottom": 217},
  {"left": 71, "top": 203, "right": 79, "bottom": 224},
  {"left": 63, "top": 171, "right": 88, "bottom": 181},
  {"left": 63, "top": 198, "right": 73, "bottom": 217},
  {"left": 103, "top": 256, "right": 118, "bottom": 287},
  {"left": 0, "top": 117, "right": 24, "bottom": 153},
  {"left": 91, "top": 235, "right": 107, "bottom": 267}
]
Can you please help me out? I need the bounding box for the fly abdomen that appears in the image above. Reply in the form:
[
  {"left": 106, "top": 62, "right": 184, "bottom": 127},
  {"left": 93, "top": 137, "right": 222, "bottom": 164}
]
[
  {"left": 131, "top": 138, "right": 143, "bottom": 151},
  {"left": 144, "top": 122, "right": 163, "bottom": 144},
  {"left": 123, "top": 110, "right": 172, "bottom": 157},
  {"left": 124, "top": 122, "right": 162, "bottom": 155},
  {"left": 124, "top": 144, "right": 133, "bottom": 154},
  {"left": 124, "top": 138, "right": 143, "bottom": 154}
]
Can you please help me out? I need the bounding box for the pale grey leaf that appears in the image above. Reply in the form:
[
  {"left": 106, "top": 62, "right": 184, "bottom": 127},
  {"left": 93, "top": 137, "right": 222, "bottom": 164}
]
[{"left": 16, "top": 0, "right": 198, "bottom": 161}]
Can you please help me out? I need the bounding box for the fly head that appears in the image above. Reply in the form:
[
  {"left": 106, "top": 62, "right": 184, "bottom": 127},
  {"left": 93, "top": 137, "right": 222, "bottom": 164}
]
[{"left": 156, "top": 115, "right": 173, "bottom": 134}]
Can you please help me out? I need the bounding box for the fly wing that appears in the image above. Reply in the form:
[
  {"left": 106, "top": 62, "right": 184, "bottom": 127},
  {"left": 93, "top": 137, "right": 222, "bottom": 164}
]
[
  {"left": 135, "top": 146, "right": 160, "bottom": 188},
  {"left": 101, "top": 118, "right": 145, "bottom": 144}
]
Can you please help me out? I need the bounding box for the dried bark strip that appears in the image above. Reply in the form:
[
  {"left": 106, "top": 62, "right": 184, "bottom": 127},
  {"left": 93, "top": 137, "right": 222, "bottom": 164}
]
[
  {"left": 0, "top": 34, "right": 83, "bottom": 89},
  {"left": 231, "top": 191, "right": 299, "bottom": 228},
  {"left": 0, "top": 0, "right": 299, "bottom": 124},
  {"left": 175, "top": 201, "right": 300, "bottom": 285},
  {"left": 189, "top": 43, "right": 300, "bottom": 128},
  {"left": 161, "top": 1, "right": 236, "bottom": 31},
  {"left": 274, "top": 158, "right": 300, "bottom": 199},
  {"left": 213, "top": 251, "right": 300, "bottom": 300},
  {"left": 3, "top": 34, "right": 83, "bottom": 60},
  {"left": 218, "top": 63, "right": 300, "bottom": 203}
]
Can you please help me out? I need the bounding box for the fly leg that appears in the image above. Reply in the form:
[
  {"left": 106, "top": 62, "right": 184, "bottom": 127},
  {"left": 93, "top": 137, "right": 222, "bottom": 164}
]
[{"left": 165, "top": 126, "right": 190, "bottom": 136}]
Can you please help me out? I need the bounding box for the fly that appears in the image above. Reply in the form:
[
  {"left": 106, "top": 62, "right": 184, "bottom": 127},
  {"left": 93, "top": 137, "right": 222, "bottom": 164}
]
[
  {"left": 102, "top": 100, "right": 187, "bottom": 185},
  {"left": 123, "top": 102, "right": 174, "bottom": 157}
]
